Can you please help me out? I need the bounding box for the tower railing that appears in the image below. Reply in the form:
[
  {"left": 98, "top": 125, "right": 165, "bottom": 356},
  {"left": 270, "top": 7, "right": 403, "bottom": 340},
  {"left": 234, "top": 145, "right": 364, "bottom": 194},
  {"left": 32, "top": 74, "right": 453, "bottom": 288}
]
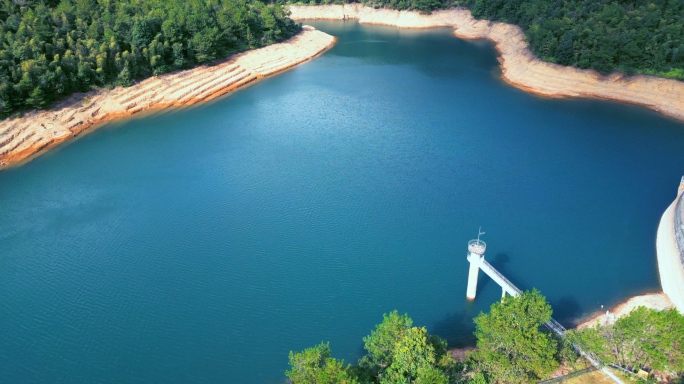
[{"left": 468, "top": 239, "right": 486, "bottom": 255}]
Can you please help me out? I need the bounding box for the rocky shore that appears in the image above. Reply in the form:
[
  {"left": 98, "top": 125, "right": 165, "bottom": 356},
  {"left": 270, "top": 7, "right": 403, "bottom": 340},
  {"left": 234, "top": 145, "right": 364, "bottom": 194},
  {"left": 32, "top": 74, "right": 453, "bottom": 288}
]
[
  {"left": 0, "top": 26, "right": 335, "bottom": 169},
  {"left": 289, "top": 5, "right": 684, "bottom": 123}
]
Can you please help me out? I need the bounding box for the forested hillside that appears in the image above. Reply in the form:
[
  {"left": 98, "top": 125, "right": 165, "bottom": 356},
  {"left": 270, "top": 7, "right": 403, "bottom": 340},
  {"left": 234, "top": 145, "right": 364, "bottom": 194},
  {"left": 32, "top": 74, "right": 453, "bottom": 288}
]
[
  {"left": 462, "top": 0, "right": 684, "bottom": 79},
  {"left": 292, "top": 0, "right": 684, "bottom": 80},
  {"left": 287, "top": 0, "right": 454, "bottom": 13},
  {"left": 0, "top": 0, "right": 300, "bottom": 118},
  {"left": 4, "top": 0, "right": 683, "bottom": 119}
]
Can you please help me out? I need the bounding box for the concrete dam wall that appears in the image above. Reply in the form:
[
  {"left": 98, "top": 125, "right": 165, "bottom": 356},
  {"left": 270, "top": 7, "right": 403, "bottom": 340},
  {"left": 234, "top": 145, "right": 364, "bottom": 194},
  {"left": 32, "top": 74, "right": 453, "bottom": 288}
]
[{"left": 656, "top": 177, "right": 684, "bottom": 313}]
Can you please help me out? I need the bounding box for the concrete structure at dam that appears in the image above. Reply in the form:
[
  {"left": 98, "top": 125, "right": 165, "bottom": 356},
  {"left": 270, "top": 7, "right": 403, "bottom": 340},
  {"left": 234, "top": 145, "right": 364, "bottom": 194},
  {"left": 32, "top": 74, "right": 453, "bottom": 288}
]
[{"left": 656, "top": 177, "right": 684, "bottom": 313}]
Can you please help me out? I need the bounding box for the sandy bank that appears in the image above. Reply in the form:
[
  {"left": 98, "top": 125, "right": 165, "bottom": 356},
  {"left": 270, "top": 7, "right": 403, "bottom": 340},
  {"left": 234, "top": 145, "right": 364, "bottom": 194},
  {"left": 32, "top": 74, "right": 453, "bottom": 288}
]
[
  {"left": 576, "top": 293, "right": 674, "bottom": 329},
  {"left": 289, "top": 5, "right": 684, "bottom": 122},
  {"left": 0, "top": 26, "right": 335, "bottom": 169}
]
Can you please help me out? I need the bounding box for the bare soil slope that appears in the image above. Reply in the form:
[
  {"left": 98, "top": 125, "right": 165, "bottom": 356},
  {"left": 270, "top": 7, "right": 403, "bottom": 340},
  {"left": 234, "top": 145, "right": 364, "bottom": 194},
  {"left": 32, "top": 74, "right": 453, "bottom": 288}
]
[{"left": 0, "top": 26, "right": 335, "bottom": 168}]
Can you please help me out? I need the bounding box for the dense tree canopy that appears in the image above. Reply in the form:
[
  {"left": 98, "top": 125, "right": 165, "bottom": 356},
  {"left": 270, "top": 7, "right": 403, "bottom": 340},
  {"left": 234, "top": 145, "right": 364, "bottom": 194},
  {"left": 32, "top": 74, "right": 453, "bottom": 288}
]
[
  {"left": 287, "top": 311, "right": 461, "bottom": 384},
  {"left": 569, "top": 307, "right": 684, "bottom": 375},
  {"left": 357, "top": 311, "right": 454, "bottom": 384},
  {"left": 287, "top": 302, "right": 564, "bottom": 384},
  {"left": 468, "top": 290, "right": 559, "bottom": 384},
  {"left": 0, "top": 0, "right": 300, "bottom": 118},
  {"left": 286, "top": 342, "right": 359, "bottom": 384},
  {"left": 288, "top": 292, "right": 684, "bottom": 383},
  {"left": 286, "top": 0, "right": 455, "bottom": 14},
  {"left": 5, "top": 0, "right": 682, "bottom": 119},
  {"left": 287, "top": 0, "right": 684, "bottom": 80},
  {"left": 461, "top": 0, "right": 684, "bottom": 79}
]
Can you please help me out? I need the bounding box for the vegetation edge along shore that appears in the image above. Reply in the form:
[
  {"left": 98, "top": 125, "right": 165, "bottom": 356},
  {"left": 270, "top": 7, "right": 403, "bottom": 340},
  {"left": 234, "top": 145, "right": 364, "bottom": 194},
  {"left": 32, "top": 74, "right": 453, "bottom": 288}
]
[
  {"left": 285, "top": 0, "right": 684, "bottom": 81},
  {"left": 0, "top": 0, "right": 303, "bottom": 118},
  {"left": 3, "top": 2, "right": 683, "bottom": 169},
  {"left": 0, "top": 26, "right": 336, "bottom": 169},
  {"left": 287, "top": 4, "right": 684, "bottom": 123},
  {"left": 285, "top": 290, "right": 684, "bottom": 384}
]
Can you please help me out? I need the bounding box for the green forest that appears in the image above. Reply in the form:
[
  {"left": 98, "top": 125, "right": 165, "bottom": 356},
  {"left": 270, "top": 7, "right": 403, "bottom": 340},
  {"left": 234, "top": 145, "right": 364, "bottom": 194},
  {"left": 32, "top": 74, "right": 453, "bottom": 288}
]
[
  {"left": 285, "top": 0, "right": 453, "bottom": 14},
  {"left": 2, "top": 0, "right": 683, "bottom": 119},
  {"left": 284, "top": 0, "right": 449, "bottom": 13},
  {"left": 461, "top": 0, "right": 684, "bottom": 79},
  {"left": 0, "top": 0, "right": 299, "bottom": 118},
  {"left": 286, "top": 290, "right": 684, "bottom": 384},
  {"left": 292, "top": 0, "right": 684, "bottom": 79}
]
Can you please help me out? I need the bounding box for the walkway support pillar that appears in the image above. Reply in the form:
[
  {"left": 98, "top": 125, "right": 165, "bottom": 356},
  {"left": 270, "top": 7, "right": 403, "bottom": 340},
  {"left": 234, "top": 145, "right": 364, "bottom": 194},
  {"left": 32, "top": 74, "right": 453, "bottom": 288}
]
[{"left": 466, "top": 238, "right": 486, "bottom": 300}]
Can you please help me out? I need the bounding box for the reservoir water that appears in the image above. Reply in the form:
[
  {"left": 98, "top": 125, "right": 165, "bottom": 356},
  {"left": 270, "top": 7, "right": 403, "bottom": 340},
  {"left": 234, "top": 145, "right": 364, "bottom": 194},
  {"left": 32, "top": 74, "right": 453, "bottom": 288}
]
[{"left": 2, "top": 21, "right": 684, "bottom": 383}]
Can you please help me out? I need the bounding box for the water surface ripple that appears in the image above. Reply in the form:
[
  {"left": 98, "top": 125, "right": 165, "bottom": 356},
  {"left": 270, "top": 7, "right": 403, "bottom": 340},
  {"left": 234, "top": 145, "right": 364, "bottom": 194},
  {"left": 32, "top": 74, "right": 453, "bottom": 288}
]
[{"left": 1, "top": 21, "right": 684, "bottom": 383}]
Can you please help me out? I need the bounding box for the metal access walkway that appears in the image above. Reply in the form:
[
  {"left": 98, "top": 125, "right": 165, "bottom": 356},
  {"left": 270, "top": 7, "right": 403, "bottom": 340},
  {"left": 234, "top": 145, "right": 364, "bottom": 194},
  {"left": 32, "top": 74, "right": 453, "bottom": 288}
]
[{"left": 478, "top": 261, "right": 624, "bottom": 384}]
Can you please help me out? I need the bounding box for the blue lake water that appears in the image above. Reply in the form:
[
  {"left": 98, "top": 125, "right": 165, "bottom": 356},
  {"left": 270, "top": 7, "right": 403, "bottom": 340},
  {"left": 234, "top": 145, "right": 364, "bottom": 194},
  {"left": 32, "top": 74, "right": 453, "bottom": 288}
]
[{"left": 1, "top": 21, "right": 684, "bottom": 383}]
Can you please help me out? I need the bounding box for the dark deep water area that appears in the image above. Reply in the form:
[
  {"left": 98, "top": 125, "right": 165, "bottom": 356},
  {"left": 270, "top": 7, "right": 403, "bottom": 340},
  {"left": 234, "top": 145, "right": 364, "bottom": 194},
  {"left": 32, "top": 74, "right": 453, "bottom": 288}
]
[{"left": 1, "top": 21, "right": 684, "bottom": 383}]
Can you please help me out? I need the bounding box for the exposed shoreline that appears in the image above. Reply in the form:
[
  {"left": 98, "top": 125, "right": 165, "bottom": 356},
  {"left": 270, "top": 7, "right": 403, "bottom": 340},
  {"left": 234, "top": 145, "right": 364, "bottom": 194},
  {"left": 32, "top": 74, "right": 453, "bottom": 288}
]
[
  {"left": 289, "top": 5, "right": 684, "bottom": 320},
  {"left": 576, "top": 292, "right": 675, "bottom": 329},
  {"left": 289, "top": 5, "right": 684, "bottom": 123},
  {"left": 577, "top": 182, "right": 684, "bottom": 326},
  {"left": 0, "top": 26, "right": 335, "bottom": 169}
]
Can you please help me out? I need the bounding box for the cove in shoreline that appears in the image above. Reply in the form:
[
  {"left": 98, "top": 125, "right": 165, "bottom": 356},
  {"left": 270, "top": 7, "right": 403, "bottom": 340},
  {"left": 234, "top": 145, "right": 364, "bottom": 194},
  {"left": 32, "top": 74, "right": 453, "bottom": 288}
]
[
  {"left": 2, "top": 21, "right": 682, "bottom": 382},
  {"left": 290, "top": 6, "right": 684, "bottom": 320},
  {"left": 288, "top": 5, "right": 684, "bottom": 124},
  {"left": 0, "top": 26, "right": 335, "bottom": 169}
]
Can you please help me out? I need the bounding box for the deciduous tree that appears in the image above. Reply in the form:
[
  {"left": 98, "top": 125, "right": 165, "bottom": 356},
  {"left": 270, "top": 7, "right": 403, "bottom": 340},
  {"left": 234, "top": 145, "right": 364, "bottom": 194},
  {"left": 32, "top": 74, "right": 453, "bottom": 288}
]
[
  {"left": 469, "top": 289, "right": 559, "bottom": 384},
  {"left": 286, "top": 342, "right": 359, "bottom": 384}
]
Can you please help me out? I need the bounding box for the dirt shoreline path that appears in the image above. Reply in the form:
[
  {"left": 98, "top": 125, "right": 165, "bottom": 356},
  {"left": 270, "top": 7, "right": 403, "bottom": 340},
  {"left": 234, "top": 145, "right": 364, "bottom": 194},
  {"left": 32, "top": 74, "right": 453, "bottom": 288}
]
[
  {"left": 0, "top": 26, "right": 335, "bottom": 169},
  {"left": 289, "top": 5, "right": 684, "bottom": 123}
]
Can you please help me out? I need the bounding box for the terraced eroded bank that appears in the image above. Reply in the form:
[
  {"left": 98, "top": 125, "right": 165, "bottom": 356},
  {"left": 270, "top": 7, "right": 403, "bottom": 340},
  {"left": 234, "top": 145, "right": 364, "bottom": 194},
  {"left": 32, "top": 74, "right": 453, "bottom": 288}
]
[{"left": 0, "top": 27, "right": 335, "bottom": 169}]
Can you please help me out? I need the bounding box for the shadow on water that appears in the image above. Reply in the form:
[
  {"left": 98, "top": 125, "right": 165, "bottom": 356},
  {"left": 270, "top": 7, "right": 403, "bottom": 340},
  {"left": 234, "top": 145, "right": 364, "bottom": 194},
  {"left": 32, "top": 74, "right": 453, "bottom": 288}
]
[
  {"left": 473, "top": 253, "right": 504, "bottom": 294},
  {"left": 550, "top": 296, "right": 583, "bottom": 329},
  {"left": 354, "top": 343, "right": 367, "bottom": 363},
  {"left": 479, "top": 253, "right": 528, "bottom": 293},
  {"left": 484, "top": 254, "right": 583, "bottom": 328},
  {"left": 431, "top": 310, "right": 477, "bottom": 348},
  {"left": 304, "top": 20, "right": 499, "bottom": 79},
  {"left": 429, "top": 298, "right": 583, "bottom": 350}
]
